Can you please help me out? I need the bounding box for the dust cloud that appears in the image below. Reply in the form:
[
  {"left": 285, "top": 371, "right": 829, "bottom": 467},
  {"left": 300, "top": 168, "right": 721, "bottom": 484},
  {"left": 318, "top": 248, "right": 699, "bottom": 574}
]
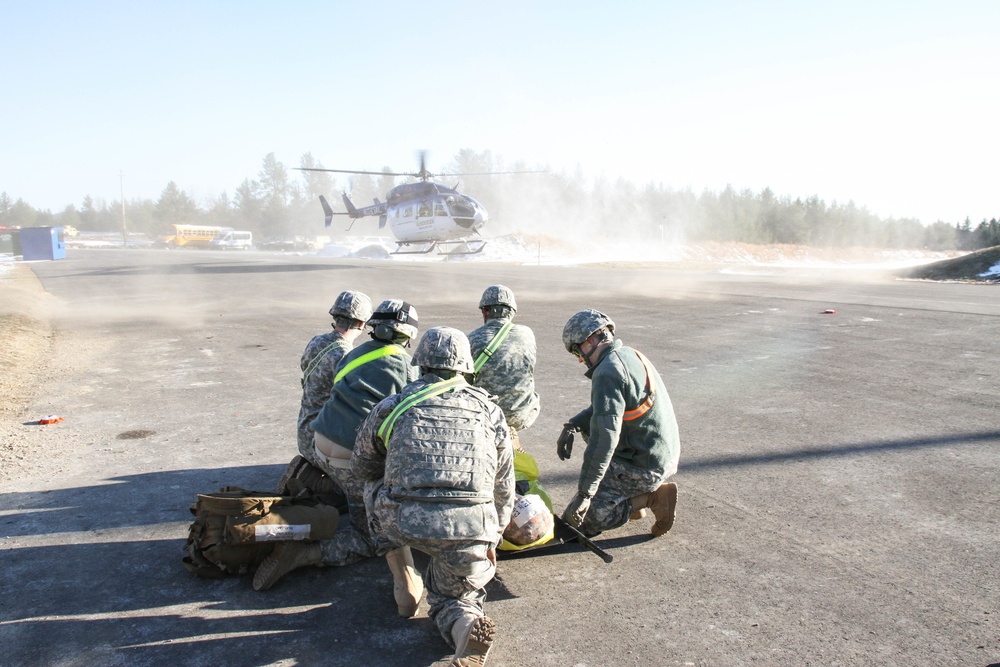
[{"left": 455, "top": 169, "right": 957, "bottom": 280}]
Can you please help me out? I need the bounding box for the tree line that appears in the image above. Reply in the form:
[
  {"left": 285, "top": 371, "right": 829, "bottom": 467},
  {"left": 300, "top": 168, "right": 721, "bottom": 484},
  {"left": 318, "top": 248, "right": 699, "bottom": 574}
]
[{"left": 1, "top": 149, "right": 996, "bottom": 251}]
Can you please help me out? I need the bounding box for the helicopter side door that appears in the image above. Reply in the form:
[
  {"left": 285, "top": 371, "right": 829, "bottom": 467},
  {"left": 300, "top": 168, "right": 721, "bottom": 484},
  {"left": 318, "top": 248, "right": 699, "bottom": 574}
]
[
  {"left": 390, "top": 198, "right": 442, "bottom": 243},
  {"left": 389, "top": 203, "right": 414, "bottom": 241},
  {"left": 416, "top": 199, "right": 438, "bottom": 231}
]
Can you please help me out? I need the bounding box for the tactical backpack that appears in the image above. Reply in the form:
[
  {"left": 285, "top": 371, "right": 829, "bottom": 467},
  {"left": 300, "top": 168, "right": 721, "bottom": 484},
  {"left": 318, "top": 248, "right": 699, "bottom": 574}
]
[{"left": 183, "top": 486, "right": 341, "bottom": 578}]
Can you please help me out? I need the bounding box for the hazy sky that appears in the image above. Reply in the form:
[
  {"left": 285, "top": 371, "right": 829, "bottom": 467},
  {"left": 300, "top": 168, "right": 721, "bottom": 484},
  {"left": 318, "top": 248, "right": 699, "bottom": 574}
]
[{"left": 2, "top": 1, "right": 997, "bottom": 224}]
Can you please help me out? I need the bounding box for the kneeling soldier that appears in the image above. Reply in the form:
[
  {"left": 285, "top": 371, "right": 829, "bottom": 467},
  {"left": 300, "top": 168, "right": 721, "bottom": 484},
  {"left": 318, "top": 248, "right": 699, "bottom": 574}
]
[
  {"left": 558, "top": 309, "right": 681, "bottom": 538},
  {"left": 353, "top": 326, "right": 515, "bottom": 666},
  {"left": 255, "top": 300, "right": 419, "bottom": 591}
]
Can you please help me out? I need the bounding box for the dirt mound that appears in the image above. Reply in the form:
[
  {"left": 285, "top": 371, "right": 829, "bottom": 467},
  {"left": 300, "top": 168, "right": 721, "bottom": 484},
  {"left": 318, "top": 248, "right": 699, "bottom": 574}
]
[
  {"left": 897, "top": 245, "right": 1000, "bottom": 282},
  {"left": 0, "top": 263, "right": 55, "bottom": 473}
]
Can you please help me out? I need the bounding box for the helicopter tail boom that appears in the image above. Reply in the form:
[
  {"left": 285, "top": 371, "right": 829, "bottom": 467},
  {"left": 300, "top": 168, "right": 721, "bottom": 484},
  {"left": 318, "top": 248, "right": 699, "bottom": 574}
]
[
  {"left": 340, "top": 193, "right": 388, "bottom": 220},
  {"left": 317, "top": 194, "right": 389, "bottom": 232}
]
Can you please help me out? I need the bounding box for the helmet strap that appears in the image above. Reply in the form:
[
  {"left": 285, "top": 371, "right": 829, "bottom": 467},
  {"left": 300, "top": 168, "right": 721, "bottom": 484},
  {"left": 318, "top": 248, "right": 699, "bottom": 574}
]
[
  {"left": 577, "top": 330, "right": 611, "bottom": 369},
  {"left": 573, "top": 342, "right": 594, "bottom": 369}
]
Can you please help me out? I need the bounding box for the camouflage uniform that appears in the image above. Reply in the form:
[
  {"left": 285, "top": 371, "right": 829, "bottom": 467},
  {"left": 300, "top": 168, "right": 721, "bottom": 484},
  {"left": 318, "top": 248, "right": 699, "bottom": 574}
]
[
  {"left": 468, "top": 318, "right": 540, "bottom": 432},
  {"left": 296, "top": 330, "right": 351, "bottom": 466},
  {"left": 352, "top": 335, "right": 514, "bottom": 647},
  {"left": 296, "top": 290, "right": 372, "bottom": 466},
  {"left": 564, "top": 311, "right": 681, "bottom": 536},
  {"left": 309, "top": 302, "right": 420, "bottom": 566}
]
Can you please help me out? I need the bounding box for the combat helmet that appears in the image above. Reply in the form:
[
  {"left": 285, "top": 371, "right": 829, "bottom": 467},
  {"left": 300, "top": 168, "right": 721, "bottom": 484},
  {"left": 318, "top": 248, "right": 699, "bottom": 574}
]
[
  {"left": 478, "top": 285, "right": 517, "bottom": 313},
  {"left": 368, "top": 299, "right": 419, "bottom": 342},
  {"left": 412, "top": 326, "right": 475, "bottom": 374},
  {"left": 562, "top": 309, "right": 615, "bottom": 353},
  {"left": 329, "top": 290, "right": 373, "bottom": 323}
]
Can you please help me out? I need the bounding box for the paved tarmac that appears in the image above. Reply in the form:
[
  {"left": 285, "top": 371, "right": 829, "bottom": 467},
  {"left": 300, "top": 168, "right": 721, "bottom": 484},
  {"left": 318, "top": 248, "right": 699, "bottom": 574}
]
[{"left": 2, "top": 248, "right": 998, "bottom": 667}]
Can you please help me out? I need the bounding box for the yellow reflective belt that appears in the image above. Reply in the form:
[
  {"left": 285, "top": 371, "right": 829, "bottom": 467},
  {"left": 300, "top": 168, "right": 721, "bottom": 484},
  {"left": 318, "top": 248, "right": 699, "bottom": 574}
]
[
  {"left": 301, "top": 340, "right": 349, "bottom": 387},
  {"left": 473, "top": 320, "right": 513, "bottom": 374},
  {"left": 334, "top": 344, "right": 405, "bottom": 385},
  {"left": 377, "top": 376, "right": 465, "bottom": 443}
]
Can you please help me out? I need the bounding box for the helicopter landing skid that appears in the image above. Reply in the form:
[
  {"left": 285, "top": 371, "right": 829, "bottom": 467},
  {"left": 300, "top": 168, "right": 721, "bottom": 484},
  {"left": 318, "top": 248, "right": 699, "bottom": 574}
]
[
  {"left": 391, "top": 239, "right": 487, "bottom": 256},
  {"left": 391, "top": 242, "right": 438, "bottom": 255},
  {"left": 436, "top": 239, "right": 487, "bottom": 256}
]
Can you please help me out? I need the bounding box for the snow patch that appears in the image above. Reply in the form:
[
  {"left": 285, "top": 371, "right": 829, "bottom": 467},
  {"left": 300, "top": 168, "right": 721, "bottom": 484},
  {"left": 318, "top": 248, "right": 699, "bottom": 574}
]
[{"left": 978, "top": 261, "right": 1000, "bottom": 277}]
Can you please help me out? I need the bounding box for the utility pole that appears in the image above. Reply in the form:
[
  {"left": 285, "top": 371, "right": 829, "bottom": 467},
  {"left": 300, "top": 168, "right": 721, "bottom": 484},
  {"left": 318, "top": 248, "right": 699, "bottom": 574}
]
[{"left": 120, "top": 171, "right": 128, "bottom": 247}]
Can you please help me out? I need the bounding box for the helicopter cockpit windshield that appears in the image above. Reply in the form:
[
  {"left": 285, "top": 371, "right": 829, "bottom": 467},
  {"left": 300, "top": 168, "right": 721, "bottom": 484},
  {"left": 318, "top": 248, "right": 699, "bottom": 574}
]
[{"left": 445, "top": 195, "right": 476, "bottom": 220}]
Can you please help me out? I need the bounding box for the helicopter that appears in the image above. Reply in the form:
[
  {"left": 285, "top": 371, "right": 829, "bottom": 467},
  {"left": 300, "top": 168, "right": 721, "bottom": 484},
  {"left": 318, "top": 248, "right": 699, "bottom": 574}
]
[{"left": 298, "top": 152, "right": 537, "bottom": 255}]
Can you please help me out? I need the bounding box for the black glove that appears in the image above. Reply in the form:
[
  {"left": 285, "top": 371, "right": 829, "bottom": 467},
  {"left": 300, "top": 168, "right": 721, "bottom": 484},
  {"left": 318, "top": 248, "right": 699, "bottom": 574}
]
[
  {"left": 562, "top": 493, "right": 592, "bottom": 527},
  {"left": 557, "top": 423, "right": 576, "bottom": 460}
]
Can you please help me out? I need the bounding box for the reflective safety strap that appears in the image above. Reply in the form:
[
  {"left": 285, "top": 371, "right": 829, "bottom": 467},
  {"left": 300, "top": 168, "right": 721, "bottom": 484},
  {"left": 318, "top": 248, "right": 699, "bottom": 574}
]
[
  {"left": 377, "top": 376, "right": 466, "bottom": 444},
  {"left": 334, "top": 344, "right": 405, "bottom": 385},
  {"left": 473, "top": 320, "right": 514, "bottom": 374},
  {"left": 301, "top": 340, "right": 349, "bottom": 387},
  {"left": 623, "top": 350, "right": 657, "bottom": 421}
]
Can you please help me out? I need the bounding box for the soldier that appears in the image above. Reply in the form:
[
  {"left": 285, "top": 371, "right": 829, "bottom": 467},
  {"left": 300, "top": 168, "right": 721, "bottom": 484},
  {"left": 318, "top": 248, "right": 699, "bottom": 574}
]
[
  {"left": 254, "top": 300, "right": 420, "bottom": 592},
  {"left": 557, "top": 309, "right": 681, "bottom": 538},
  {"left": 278, "top": 289, "right": 373, "bottom": 501},
  {"left": 295, "top": 290, "right": 373, "bottom": 467},
  {"left": 353, "top": 327, "right": 515, "bottom": 667},
  {"left": 467, "top": 285, "right": 540, "bottom": 451}
]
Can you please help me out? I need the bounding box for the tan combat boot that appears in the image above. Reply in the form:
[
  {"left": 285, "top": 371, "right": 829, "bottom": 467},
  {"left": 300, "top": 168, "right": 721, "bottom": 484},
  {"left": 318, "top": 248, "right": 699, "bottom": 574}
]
[
  {"left": 385, "top": 546, "right": 424, "bottom": 617},
  {"left": 630, "top": 482, "right": 678, "bottom": 537},
  {"left": 451, "top": 614, "right": 497, "bottom": 667},
  {"left": 252, "top": 541, "right": 322, "bottom": 591}
]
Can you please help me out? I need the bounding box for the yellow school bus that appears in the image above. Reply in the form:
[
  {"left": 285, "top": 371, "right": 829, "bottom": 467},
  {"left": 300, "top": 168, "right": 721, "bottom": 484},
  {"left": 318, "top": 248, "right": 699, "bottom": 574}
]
[{"left": 165, "top": 225, "right": 232, "bottom": 248}]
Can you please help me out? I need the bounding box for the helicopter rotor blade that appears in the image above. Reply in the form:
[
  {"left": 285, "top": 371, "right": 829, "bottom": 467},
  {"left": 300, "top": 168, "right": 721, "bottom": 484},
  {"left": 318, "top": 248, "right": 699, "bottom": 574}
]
[
  {"left": 435, "top": 170, "right": 548, "bottom": 176},
  {"left": 296, "top": 167, "right": 412, "bottom": 177},
  {"left": 297, "top": 154, "right": 547, "bottom": 182}
]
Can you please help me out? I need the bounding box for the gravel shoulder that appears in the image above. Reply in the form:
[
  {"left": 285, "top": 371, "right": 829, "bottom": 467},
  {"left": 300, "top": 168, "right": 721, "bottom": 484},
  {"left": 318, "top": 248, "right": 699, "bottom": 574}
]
[{"left": 0, "top": 263, "right": 56, "bottom": 481}]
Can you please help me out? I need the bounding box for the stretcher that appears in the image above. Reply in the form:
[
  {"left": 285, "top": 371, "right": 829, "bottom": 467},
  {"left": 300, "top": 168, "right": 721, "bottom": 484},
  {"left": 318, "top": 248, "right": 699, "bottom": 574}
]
[{"left": 496, "top": 450, "right": 613, "bottom": 564}]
